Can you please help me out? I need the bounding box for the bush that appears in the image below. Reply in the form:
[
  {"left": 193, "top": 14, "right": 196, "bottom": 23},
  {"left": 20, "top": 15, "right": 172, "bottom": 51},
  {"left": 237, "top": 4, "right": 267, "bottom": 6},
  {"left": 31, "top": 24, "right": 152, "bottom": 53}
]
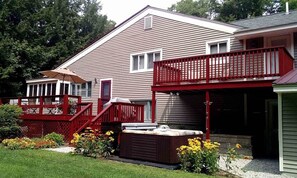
[
  {"left": 71, "top": 129, "right": 115, "bottom": 158},
  {"left": 0, "top": 104, "right": 23, "bottom": 141},
  {"left": 32, "top": 138, "right": 58, "bottom": 148},
  {"left": 44, "top": 132, "right": 64, "bottom": 146},
  {"left": 177, "top": 138, "right": 220, "bottom": 175}
]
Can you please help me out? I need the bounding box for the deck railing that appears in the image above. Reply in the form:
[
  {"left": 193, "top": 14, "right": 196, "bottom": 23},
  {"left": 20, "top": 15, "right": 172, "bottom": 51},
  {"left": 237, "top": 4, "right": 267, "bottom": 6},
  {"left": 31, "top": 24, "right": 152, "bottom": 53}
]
[
  {"left": 91, "top": 102, "right": 144, "bottom": 130},
  {"left": 0, "top": 95, "right": 82, "bottom": 115},
  {"left": 153, "top": 47, "right": 294, "bottom": 86}
]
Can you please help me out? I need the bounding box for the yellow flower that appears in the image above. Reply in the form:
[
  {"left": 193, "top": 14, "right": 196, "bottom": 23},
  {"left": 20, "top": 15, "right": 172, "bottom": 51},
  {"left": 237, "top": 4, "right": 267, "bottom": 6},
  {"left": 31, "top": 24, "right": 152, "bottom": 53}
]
[
  {"left": 236, "top": 143, "right": 242, "bottom": 149},
  {"left": 106, "top": 130, "right": 114, "bottom": 136},
  {"left": 109, "top": 137, "right": 114, "bottom": 142}
]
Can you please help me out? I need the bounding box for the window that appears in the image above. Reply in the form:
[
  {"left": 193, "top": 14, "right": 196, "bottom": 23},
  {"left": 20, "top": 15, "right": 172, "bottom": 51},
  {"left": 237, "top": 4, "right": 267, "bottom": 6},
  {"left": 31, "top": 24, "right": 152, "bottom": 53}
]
[
  {"left": 130, "top": 50, "right": 161, "bottom": 72},
  {"left": 246, "top": 37, "right": 263, "bottom": 50},
  {"left": 71, "top": 81, "right": 92, "bottom": 98},
  {"left": 144, "top": 16, "right": 152, "bottom": 30},
  {"left": 206, "top": 39, "right": 230, "bottom": 54},
  {"left": 148, "top": 52, "right": 160, "bottom": 69},
  {"left": 132, "top": 55, "right": 145, "bottom": 71},
  {"left": 60, "top": 83, "right": 69, "bottom": 95},
  {"left": 209, "top": 42, "right": 227, "bottom": 54}
]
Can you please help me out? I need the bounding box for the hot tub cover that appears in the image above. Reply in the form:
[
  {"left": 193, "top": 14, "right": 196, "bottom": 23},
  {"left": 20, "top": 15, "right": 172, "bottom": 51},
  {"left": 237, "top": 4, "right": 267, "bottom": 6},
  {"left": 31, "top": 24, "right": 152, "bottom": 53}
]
[{"left": 122, "top": 129, "right": 203, "bottom": 136}]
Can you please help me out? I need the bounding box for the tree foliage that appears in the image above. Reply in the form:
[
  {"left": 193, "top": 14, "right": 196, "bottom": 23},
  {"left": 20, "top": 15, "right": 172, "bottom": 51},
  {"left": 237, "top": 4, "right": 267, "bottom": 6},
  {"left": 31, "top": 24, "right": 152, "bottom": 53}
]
[
  {"left": 218, "top": 0, "right": 270, "bottom": 22},
  {"left": 169, "top": 0, "right": 297, "bottom": 22},
  {"left": 0, "top": 0, "right": 115, "bottom": 97},
  {"left": 168, "top": 0, "right": 221, "bottom": 19}
]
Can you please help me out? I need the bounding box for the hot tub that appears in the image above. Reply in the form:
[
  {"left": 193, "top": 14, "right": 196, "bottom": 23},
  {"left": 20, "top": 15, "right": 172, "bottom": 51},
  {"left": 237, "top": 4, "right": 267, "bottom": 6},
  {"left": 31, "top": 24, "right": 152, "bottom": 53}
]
[{"left": 119, "top": 129, "right": 203, "bottom": 164}]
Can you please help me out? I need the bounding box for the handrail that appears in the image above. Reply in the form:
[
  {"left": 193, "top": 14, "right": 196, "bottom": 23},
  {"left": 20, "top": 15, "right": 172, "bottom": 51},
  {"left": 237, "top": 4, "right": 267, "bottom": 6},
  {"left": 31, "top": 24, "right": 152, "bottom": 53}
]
[
  {"left": 91, "top": 102, "right": 144, "bottom": 129},
  {"left": 91, "top": 103, "right": 113, "bottom": 123},
  {"left": 153, "top": 47, "right": 294, "bottom": 86},
  {"left": 69, "top": 103, "right": 93, "bottom": 134}
]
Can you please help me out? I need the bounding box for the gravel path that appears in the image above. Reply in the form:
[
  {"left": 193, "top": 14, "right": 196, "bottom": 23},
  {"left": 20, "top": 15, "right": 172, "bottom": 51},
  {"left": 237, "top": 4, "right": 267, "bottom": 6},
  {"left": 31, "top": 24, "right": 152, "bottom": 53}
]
[
  {"left": 45, "top": 146, "right": 74, "bottom": 153},
  {"left": 219, "top": 156, "right": 294, "bottom": 178}
]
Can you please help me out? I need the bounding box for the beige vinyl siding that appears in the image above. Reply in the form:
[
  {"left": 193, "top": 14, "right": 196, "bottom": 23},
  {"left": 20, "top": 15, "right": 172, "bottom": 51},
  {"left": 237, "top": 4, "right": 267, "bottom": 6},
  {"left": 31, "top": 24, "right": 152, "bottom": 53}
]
[
  {"left": 156, "top": 93, "right": 205, "bottom": 129},
  {"left": 282, "top": 93, "right": 297, "bottom": 175},
  {"left": 230, "top": 37, "right": 243, "bottom": 51},
  {"left": 67, "top": 15, "right": 240, "bottom": 121}
]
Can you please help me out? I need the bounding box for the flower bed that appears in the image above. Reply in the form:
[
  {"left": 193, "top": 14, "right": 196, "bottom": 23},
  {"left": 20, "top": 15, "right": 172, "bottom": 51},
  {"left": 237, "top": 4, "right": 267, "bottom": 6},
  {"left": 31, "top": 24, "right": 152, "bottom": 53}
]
[
  {"left": 71, "top": 128, "right": 115, "bottom": 158},
  {"left": 1, "top": 132, "right": 64, "bottom": 149}
]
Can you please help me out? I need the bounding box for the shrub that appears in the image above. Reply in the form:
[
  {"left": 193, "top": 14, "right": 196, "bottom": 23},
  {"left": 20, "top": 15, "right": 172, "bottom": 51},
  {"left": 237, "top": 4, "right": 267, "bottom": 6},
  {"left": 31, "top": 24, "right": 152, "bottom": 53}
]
[
  {"left": 44, "top": 132, "right": 64, "bottom": 146},
  {"left": 177, "top": 138, "right": 220, "bottom": 175},
  {"left": 32, "top": 138, "right": 58, "bottom": 148},
  {"left": 0, "top": 104, "right": 23, "bottom": 141},
  {"left": 71, "top": 130, "right": 115, "bottom": 158}
]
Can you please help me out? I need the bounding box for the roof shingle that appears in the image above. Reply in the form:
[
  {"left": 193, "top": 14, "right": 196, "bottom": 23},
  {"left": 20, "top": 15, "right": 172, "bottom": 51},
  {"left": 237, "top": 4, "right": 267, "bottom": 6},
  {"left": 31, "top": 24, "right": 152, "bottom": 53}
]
[{"left": 231, "top": 10, "right": 297, "bottom": 33}]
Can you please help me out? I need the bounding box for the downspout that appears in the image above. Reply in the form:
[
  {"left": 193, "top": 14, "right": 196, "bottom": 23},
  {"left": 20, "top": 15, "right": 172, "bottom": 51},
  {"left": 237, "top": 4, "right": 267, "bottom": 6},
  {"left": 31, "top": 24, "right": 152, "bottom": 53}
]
[{"left": 205, "top": 91, "right": 211, "bottom": 139}]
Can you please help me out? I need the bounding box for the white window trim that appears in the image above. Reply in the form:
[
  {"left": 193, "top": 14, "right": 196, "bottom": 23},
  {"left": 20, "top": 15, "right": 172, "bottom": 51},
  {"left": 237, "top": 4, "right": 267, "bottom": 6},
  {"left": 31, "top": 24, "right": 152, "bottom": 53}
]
[
  {"left": 144, "top": 15, "right": 153, "bottom": 30},
  {"left": 205, "top": 38, "right": 230, "bottom": 54},
  {"left": 99, "top": 78, "right": 113, "bottom": 99},
  {"left": 130, "top": 48, "right": 162, "bottom": 73}
]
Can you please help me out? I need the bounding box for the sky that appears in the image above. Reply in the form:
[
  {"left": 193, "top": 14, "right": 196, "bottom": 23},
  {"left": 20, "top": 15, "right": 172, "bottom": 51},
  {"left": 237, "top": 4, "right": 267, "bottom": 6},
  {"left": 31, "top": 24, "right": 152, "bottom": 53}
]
[{"left": 100, "top": 0, "right": 179, "bottom": 25}]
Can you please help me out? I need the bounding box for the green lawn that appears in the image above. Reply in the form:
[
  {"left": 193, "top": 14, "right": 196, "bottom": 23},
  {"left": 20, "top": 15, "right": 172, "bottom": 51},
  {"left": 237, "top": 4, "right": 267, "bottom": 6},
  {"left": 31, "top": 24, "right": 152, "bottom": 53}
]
[{"left": 0, "top": 146, "right": 216, "bottom": 178}]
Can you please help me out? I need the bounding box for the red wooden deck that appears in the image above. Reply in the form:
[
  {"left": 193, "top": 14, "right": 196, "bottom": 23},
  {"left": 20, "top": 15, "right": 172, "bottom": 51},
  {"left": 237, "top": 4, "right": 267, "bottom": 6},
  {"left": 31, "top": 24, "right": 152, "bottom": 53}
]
[
  {"left": 152, "top": 47, "right": 294, "bottom": 92},
  {"left": 151, "top": 47, "right": 294, "bottom": 139},
  {"left": 0, "top": 96, "right": 144, "bottom": 142}
]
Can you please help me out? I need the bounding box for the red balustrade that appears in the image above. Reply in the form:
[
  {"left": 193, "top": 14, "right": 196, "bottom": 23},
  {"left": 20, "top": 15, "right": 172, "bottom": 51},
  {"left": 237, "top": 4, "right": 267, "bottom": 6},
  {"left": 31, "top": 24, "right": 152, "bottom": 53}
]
[
  {"left": 91, "top": 102, "right": 144, "bottom": 130},
  {"left": 153, "top": 47, "right": 294, "bottom": 86}
]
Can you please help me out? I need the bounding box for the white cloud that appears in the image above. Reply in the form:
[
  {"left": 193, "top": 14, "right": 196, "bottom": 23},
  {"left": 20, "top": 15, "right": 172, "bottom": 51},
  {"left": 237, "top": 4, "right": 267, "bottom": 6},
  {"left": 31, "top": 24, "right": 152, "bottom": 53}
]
[{"left": 100, "top": 0, "right": 179, "bottom": 24}]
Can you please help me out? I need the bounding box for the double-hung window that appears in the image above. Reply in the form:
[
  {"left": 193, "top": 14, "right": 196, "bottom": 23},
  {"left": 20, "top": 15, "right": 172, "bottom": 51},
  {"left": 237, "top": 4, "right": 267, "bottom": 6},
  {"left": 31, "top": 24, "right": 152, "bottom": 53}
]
[
  {"left": 71, "top": 81, "right": 92, "bottom": 98},
  {"left": 131, "top": 50, "right": 161, "bottom": 72},
  {"left": 209, "top": 42, "right": 227, "bottom": 54}
]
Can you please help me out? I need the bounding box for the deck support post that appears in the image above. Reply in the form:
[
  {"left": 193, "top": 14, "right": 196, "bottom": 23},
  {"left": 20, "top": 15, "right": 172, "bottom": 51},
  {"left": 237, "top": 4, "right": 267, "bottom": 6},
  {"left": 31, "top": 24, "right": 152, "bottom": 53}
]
[
  {"left": 205, "top": 90, "right": 211, "bottom": 140},
  {"left": 152, "top": 91, "right": 156, "bottom": 123}
]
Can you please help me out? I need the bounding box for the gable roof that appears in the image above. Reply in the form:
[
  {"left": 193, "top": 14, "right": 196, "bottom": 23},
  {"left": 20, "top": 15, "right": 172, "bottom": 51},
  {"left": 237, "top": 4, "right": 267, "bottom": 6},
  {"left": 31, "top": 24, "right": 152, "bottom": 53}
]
[
  {"left": 231, "top": 10, "right": 297, "bottom": 35},
  {"left": 58, "top": 5, "right": 239, "bottom": 69}
]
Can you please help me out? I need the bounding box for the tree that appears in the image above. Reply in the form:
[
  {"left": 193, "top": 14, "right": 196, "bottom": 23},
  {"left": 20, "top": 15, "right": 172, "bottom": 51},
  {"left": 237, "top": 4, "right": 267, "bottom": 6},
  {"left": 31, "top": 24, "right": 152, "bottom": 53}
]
[
  {"left": 0, "top": 0, "right": 115, "bottom": 97},
  {"left": 218, "top": 0, "right": 270, "bottom": 22},
  {"left": 168, "top": 0, "right": 221, "bottom": 19}
]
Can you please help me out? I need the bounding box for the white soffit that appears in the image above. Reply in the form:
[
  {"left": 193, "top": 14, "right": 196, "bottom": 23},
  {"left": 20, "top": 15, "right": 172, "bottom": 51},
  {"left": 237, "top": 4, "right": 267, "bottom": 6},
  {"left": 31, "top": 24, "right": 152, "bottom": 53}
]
[{"left": 58, "top": 8, "right": 238, "bottom": 69}]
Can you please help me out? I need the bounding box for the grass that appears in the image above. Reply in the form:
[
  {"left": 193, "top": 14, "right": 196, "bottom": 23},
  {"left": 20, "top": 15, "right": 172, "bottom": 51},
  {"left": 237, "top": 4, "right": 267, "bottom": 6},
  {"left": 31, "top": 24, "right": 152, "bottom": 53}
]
[{"left": 0, "top": 146, "right": 216, "bottom": 178}]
